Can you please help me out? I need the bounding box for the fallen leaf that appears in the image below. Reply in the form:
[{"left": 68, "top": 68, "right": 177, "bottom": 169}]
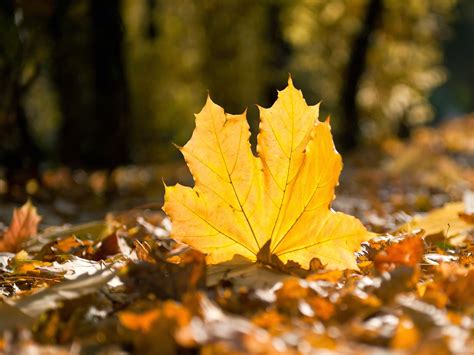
[
  {"left": 119, "top": 307, "right": 162, "bottom": 333},
  {"left": 164, "top": 78, "right": 372, "bottom": 270},
  {"left": 438, "top": 265, "right": 474, "bottom": 307},
  {"left": 374, "top": 235, "right": 424, "bottom": 272},
  {"left": 24, "top": 221, "right": 109, "bottom": 253},
  {"left": 134, "top": 239, "right": 155, "bottom": 263},
  {"left": 119, "top": 301, "right": 193, "bottom": 355},
  {"left": 275, "top": 278, "right": 335, "bottom": 320},
  {"left": 120, "top": 248, "right": 206, "bottom": 299},
  {"left": 390, "top": 316, "right": 420, "bottom": 350},
  {"left": 38, "top": 235, "right": 95, "bottom": 261},
  {"left": 0, "top": 201, "right": 42, "bottom": 252},
  {"left": 399, "top": 202, "right": 473, "bottom": 237},
  {"left": 12, "top": 267, "right": 117, "bottom": 316},
  {"left": 206, "top": 256, "right": 290, "bottom": 289}
]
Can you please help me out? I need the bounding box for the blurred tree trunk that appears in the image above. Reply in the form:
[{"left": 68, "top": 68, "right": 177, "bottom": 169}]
[
  {"left": 51, "top": 0, "right": 129, "bottom": 169},
  {"left": 89, "top": 0, "right": 130, "bottom": 168},
  {"left": 339, "top": 0, "right": 382, "bottom": 150},
  {"left": 50, "top": 0, "right": 94, "bottom": 167},
  {"left": 0, "top": 0, "right": 42, "bottom": 195}
]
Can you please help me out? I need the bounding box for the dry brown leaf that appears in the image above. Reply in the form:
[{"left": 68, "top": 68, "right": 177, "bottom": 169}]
[{"left": 0, "top": 200, "right": 42, "bottom": 252}]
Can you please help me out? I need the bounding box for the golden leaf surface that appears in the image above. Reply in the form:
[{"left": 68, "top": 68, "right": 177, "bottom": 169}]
[{"left": 163, "top": 79, "right": 372, "bottom": 269}]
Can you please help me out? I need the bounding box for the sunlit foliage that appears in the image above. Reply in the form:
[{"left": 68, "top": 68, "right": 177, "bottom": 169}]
[
  {"left": 284, "top": 0, "right": 456, "bottom": 141},
  {"left": 0, "top": 0, "right": 461, "bottom": 167}
]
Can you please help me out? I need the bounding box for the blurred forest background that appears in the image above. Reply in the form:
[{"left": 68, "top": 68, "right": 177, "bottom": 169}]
[{"left": 0, "top": 0, "right": 473, "bottom": 213}]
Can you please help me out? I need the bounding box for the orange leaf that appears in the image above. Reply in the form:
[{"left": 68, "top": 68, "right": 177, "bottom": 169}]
[
  {"left": 0, "top": 200, "right": 41, "bottom": 252},
  {"left": 119, "top": 308, "right": 162, "bottom": 333},
  {"left": 374, "top": 236, "right": 424, "bottom": 272}
]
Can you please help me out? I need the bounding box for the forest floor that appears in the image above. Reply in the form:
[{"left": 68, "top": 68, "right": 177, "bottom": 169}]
[{"left": 0, "top": 115, "right": 473, "bottom": 354}]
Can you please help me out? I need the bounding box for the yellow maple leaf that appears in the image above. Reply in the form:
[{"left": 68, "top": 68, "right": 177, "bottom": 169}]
[{"left": 163, "top": 78, "right": 372, "bottom": 270}]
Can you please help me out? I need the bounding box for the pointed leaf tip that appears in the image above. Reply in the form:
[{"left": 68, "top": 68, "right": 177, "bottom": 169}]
[{"left": 287, "top": 74, "right": 294, "bottom": 87}]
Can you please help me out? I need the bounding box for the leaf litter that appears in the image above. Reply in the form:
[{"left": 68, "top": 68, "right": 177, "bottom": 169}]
[{"left": 0, "top": 83, "right": 473, "bottom": 354}]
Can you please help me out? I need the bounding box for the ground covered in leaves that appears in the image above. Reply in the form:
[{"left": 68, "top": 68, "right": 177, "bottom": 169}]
[{"left": 0, "top": 116, "right": 473, "bottom": 354}]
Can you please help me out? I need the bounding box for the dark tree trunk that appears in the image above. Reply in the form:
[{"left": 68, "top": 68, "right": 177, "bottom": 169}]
[
  {"left": 339, "top": 0, "right": 383, "bottom": 150},
  {"left": 0, "top": 0, "right": 42, "bottom": 195},
  {"left": 50, "top": 0, "right": 95, "bottom": 167},
  {"left": 51, "top": 0, "right": 129, "bottom": 169},
  {"left": 89, "top": 0, "right": 130, "bottom": 168}
]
